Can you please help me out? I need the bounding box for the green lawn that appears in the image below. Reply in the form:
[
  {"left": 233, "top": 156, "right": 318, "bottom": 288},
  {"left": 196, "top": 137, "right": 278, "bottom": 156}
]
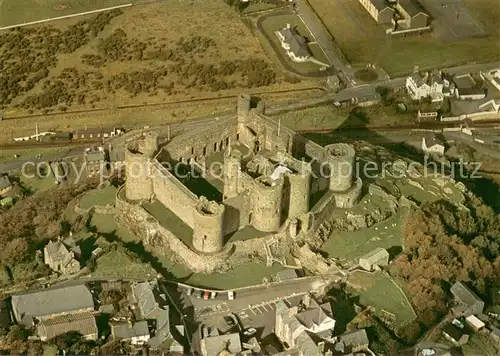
[
  {"left": 79, "top": 185, "right": 117, "bottom": 210},
  {"left": 308, "top": 0, "right": 500, "bottom": 77},
  {"left": 92, "top": 246, "right": 156, "bottom": 279},
  {"left": 89, "top": 212, "right": 135, "bottom": 241},
  {"left": 0, "top": 0, "right": 134, "bottom": 27},
  {"left": 156, "top": 253, "right": 287, "bottom": 289},
  {"left": 20, "top": 171, "right": 56, "bottom": 193},
  {"left": 0, "top": 147, "right": 70, "bottom": 163},
  {"left": 347, "top": 270, "right": 416, "bottom": 329},
  {"left": 321, "top": 208, "right": 406, "bottom": 264},
  {"left": 242, "top": 1, "right": 279, "bottom": 14}
]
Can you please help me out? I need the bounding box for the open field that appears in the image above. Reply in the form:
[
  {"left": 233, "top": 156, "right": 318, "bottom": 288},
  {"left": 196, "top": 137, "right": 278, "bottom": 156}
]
[
  {"left": 0, "top": 146, "right": 70, "bottom": 163},
  {"left": 307, "top": 0, "right": 500, "bottom": 76},
  {"left": 273, "top": 102, "right": 415, "bottom": 132},
  {"left": 0, "top": 0, "right": 317, "bottom": 124},
  {"left": 93, "top": 245, "right": 157, "bottom": 279},
  {"left": 347, "top": 270, "right": 416, "bottom": 329},
  {"left": 321, "top": 208, "right": 406, "bottom": 263},
  {"left": 79, "top": 185, "right": 117, "bottom": 210},
  {"left": 0, "top": 0, "right": 135, "bottom": 28}
]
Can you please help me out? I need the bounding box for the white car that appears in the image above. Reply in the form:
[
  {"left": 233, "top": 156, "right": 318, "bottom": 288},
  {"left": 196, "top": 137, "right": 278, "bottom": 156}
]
[
  {"left": 186, "top": 288, "right": 193, "bottom": 296},
  {"left": 243, "top": 327, "right": 257, "bottom": 336},
  {"left": 227, "top": 291, "right": 234, "bottom": 300},
  {"left": 210, "top": 291, "right": 217, "bottom": 299}
]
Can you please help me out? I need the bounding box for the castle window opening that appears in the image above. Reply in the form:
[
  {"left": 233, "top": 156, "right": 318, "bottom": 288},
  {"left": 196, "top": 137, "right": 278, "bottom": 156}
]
[
  {"left": 219, "top": 141, "right": 223, "bottom": 151},
  {"left": 225, "top": 137, "right": 230, "bottom": 146},
  {"left": 203, "top": 146, "right": 207, "bottom": 156},
  {"left": 236, "top": 133, "right": 240, "bottom": 141},
  {"left": 214, "top": 142, "right": 217, "bottom": 152},
  {"left": 191, "top": 147, "right": 194, "bottom": 155}
]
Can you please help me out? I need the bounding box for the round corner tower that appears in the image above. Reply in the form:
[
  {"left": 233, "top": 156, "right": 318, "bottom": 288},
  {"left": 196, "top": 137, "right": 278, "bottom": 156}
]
[
  {"left": 251, "top": 176, "right": 284, "bottom": 232},
  {"left": 138, "top": 131, "right": 159, "bottom": 158},
  {"left": 125, "top": 148, "right": 153, "bottom": 201},
  {"left": 324, "top": 143, "right": 356, "bottom": 192},
  {"left": 223, "top": 148, "right": 242, "bottom": 200},
  {"left": 286, "top": 167, "right": 311, "bottom": 219},
  {"left": 237, "top": 93, "right": 251, "bottom": 124},
  {"left": 192, "top": 197, "right": 225, "bottom": 254}
]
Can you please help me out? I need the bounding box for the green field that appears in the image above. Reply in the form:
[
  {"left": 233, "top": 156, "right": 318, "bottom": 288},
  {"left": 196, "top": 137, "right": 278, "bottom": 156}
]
[
  {"left": 89, "top": 212, "right": 135, "bottom": 241},
  {"left": 0, "top": 0, "right": 134, "bottom": 27},
  {"left": 321, "top": 208, "right": 406, "bottom": 264},
  {"left": 93, "top": 246, "right": 156, "bottom": 279},
  {"left": 0, "top": 147, "right": 70, "bottom": 163},
  {"left": 308, "top": 0, "right": 500, "bottom": 76},
  {"left": 347, "top": 270, "right": 416, "bottom": 329},
  {"left": 79, "top": 185, "right": 117, "bottom": 210}
]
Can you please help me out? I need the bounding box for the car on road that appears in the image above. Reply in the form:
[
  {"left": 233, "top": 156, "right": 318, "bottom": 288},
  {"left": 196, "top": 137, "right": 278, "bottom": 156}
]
[
  {"left": 228, "top": 290, "right": 234, "bottom": 300},
  {"left": 203, "top": 291, "right": 210, "bottom": 300},
  {"left": 243, "top": 328, "right": 257, "bottom": 336},
  {"left": 210, "top": 291, "right": 217, "bottom": 299},
  {"left": 186, "top": 288, "right": 193, "bottom": 296},
  {"left": 196, "top": 290, "right": 202, "bottom": 299}
]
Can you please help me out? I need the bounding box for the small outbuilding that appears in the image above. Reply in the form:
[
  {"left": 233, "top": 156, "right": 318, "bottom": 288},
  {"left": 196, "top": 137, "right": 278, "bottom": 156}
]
[
  {"left": 465, "top": 315, "right": 485, "bottom": 332},
  {"left": 359, "top": 247, "right": 389, "bottom": 271},
  {"left": 442, "top": 324, "right": 469, "bottom": 346}
]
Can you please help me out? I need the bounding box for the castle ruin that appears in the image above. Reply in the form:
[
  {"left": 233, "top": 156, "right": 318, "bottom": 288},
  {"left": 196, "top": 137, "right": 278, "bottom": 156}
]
[{"left": 116, "top": 94, "right": 362, "bottom": 272}]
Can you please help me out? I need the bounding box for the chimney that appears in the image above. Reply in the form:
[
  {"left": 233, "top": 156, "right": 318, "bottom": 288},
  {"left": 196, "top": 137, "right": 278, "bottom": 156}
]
[{"left": 303, "top": 294, "right": 311, "bottom": 309}]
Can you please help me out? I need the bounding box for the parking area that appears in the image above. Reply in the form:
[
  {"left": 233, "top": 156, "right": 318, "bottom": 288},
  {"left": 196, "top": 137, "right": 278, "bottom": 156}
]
[{"left": 419, "top": 0, "right": 486, "bottom": 40}]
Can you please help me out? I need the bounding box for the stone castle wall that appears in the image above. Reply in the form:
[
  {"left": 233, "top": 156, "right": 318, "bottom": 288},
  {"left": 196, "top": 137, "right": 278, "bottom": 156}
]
[
  {"left": 251, "top": 176, "right": 284, "bottom": 232},
  {"left": 116, "top": 187, "right": 233, "bottom": 273},
  {"left": 192, "top": 197, "right": 225, "bottom": 254}
]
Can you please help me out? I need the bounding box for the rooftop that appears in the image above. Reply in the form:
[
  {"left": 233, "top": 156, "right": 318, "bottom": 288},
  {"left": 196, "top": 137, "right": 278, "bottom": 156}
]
[
  {"left": 450, "top": 281, "right": 483, "bottom": 308},
  {"left": 278, "top": 27, "right": 310, "bottom": 59},
  {"left": 112, "top": 321, "right": 150, "bottom": 339},
  {"left": 37, "top": 312, "right": 97, "bottom": 341},
  {"left": 0, "top": 176, "right": 12, "bottom": 190},
  {"left": 12, "top": 285, "right": 94, "bottom": 320}
]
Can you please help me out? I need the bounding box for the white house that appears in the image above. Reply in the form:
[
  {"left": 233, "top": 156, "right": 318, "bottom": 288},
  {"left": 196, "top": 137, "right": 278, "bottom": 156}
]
[
  {"left": 480, "top": 69, "right": 500, "bottom": 92},
  {"left": 422, "top": 135, "right": 445, "bottom": 155},
  {"left": 406, "top": 71, "right": 444, "bottom": 102},
  {"left": 276, "top": 25, "right": 311, "bottom": 63}
]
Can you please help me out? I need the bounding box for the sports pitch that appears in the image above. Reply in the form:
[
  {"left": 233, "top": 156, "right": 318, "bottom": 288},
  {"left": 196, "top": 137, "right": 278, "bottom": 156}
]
[{"left": 0, "top": 0, "right": 134, "bottom": 28}]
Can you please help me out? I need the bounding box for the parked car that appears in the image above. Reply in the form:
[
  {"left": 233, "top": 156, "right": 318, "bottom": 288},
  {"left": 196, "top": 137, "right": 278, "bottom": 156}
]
[
  {"left": 243, "top": 328, "right": 257, "bottom": 336},
  {"left": 196, "top": 290, "right": 202, "bottom": 299},
  {"left": 187, "top": 288, "right": 193, "bottom": 296},
  {"left": 203, "top": 291, "right": 210, "bottom": 300},
  {"left": 228, "top": 290, "right": 234, "bottom": 300},
  {"left": 210, "top": 291, "right": 217, "bottom": 299}
]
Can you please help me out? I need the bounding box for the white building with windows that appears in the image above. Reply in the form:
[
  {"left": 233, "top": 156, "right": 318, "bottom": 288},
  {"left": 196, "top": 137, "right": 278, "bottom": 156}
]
[{"left": 406, "top": 71, "right": 444, "bottom": 102}]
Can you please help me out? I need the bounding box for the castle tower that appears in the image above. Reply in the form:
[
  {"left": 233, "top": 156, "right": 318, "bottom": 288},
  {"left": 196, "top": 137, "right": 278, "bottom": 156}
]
[
  {"left": 237, "top": 93, "right": 251, "bottom": 124},
  {"left": 192, "top": 197, "right": 225, "bottom": 254},
  {"left": 125, "top": 148, "right": 153, "bottom": 201},
  {"left": 223, "top": 148, "right": 242, "bottom": 200},
  {"left": 251, "top": 176, "right": 284, "bottom": 232},
  {"left": 138, "top": 131, "right": 159, "bottom": 158},
  {"left": 286, "top": 169, "right": 311, "bottom": 220},
  {"left": 324, "top": 143, "right": 356, "bottom": 192}
]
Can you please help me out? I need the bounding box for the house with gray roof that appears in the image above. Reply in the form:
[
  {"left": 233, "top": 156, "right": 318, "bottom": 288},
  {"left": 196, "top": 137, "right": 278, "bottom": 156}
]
[
  {"left": 396, "top": 0, "right": 429, "bottom": 29},
  {"left": 44, "top": 240, "right": 80, "bottom": 275},
  {"left": 275, "top": 294, "right": 336, "bottom": 355},
  {"left": 359, "top": 247, "right": 389, "bottom": 271},
  {"left": 37, "top": 312, "right": 98, "bottom": 341},
  {"left": 450, "top": 281, "right": 484, "bottom": 316},
  {"left": 276, "top": 25, "right": 311, "bottom": 63},
  {"left": 200, "top": 332, "right": 242, "bottom": 356},
  {"left": 358, "top": 0, "right": 395, "bottom": 24},
  {"left": 11, "top": 285, "right": 94, "bottom": 325},
  {"left": 129, "top": 280, "right": 171, "bottom": 348},
  {"left": 84, "top": 146, "right": 106, "bottom": 175},
  {"left": 111, "top": 321, "right": 150, "bottom": 345},
  {"left": 339, "top": 329, "right": 369, "bottom": 352}
]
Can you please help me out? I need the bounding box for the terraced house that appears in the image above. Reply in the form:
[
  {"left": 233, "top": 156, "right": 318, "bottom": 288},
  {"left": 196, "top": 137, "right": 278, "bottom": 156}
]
[{"left": 357, "top": 0, "right": 395, "bottom": 24}]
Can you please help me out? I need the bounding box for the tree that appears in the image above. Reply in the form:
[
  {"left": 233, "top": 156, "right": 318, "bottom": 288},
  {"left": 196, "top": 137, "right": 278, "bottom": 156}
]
[{"left": 1, "top": 238, "right": 29, "bottom": 264}]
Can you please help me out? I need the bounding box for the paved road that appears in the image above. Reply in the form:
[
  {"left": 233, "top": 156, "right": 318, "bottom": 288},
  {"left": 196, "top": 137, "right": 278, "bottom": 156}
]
[{"left": 180, "top": 276, "right": 329, "bottom": 318}]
